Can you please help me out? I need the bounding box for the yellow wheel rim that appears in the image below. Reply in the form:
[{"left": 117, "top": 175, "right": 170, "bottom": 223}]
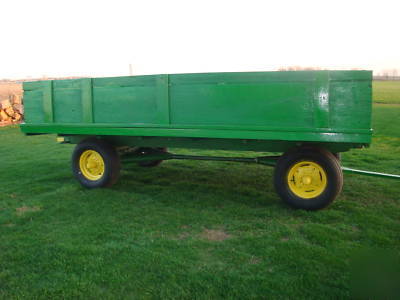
[
  {"left": 79, "top": 150, "right": 105, "bottom": 181},
  {"left": 287, "top": 161, "right": 327, "bottom": 199}
]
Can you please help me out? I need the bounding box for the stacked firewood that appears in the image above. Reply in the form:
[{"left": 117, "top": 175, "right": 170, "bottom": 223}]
[{"left": 0, "top": 94, "right": 23, "bottom": 126}]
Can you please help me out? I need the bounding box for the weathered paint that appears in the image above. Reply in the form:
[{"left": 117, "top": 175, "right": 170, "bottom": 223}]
[{"left": 20, "top": 70, "right": 372, "bottom": 152}]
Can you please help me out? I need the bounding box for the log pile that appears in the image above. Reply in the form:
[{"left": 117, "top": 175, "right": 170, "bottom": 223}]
[{"left": 0, "top": 94, "right": 23, "bottom": 126}]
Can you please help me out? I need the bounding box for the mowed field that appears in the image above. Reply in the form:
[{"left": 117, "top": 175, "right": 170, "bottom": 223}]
[
  {"left": 0, "top": 87, "right": 400, "bottom": 298},
  {"left": 373, "top": 80, "right": 400, "bottom": 104}
]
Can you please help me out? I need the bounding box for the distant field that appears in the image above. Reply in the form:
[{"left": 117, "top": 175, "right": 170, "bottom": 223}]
[{"left": 373, "top": 80, "right": 400, "bottom": 104}]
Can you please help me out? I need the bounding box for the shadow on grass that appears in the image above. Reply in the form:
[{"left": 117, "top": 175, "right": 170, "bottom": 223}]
[{"left": 115, "top": 160, "right": 280, "bottom": 209}]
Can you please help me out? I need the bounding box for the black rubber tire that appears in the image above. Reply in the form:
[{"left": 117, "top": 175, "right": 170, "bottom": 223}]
[
  {"left": 137, "top": 147, "right": 167, "bottom": 167},
  {"left": 273, "top": 148, "right": 343, "bottom": 210},
  {"left": 72, "top": 138, "right": 120, "bottom": 188},
  {"left": 333, "top": 152, "right": 341, "bottom": 161}
]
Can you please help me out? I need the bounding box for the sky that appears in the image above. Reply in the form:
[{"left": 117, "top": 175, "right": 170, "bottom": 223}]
[{"left": 1, "top": 0, "right": 399, "bottom": 79}]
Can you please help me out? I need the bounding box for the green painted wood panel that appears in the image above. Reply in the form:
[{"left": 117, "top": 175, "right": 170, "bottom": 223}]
[
  {"left": 42, "top": 81, "right": 53, "bottom": 123},
  {"left": 21, "top": 71, "right": 373, "bottom": 149},
  {"left": 329, "top": 79, "right": 372, "bottom": 130},
  {"left": 169, "top": 80, "right": 314, "bottom": 127},
  {"left": 92, "top": 86, "right": 158, "bottom": 123},
  {"left": 91, "top": 75, "right": 171, "bottom": 124},
  {"left": 155, "top": 74, "right": 170, "bottom": 124},
  {"left": 20, "top": 123, "right": 371, "bottom": 145},
  {"left": 23, "top": 81, "right": 49, "bottom": 124},
  {"left": 313, "top": 72, "right": 330, "bottom": 128},
  {"left": 23, "top": 90, "right": 45, "bottom": 123},
  {"left": 52, "top": 79, "right": 83, "bottom": 123},
  {"left": 81, "top": 78, "right": 93, "bottom": 123},
  {"left": 53, "top": 89, "right": 82, "bottom": 123}
]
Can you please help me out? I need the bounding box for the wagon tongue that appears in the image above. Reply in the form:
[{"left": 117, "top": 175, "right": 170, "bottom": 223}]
[{"left": 341, "top": 167, "right": 400, "bottom": 180}]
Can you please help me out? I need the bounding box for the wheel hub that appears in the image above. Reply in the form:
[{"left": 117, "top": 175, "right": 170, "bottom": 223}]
[
  {"left": 302, "top": 175, "right": 312, "bottom": 185},
  {"left": 287, "top": 161, "right": 327, "bottom": 199},
  {"left": 79, "top": 150, "right": 105, "bottom": 180}
]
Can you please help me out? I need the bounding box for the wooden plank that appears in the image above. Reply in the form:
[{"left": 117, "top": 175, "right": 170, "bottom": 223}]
[
  {"left": 19, "top": 123, "right": 372, "bottom": 145},
  {"left": 155, "top": 74, "right": 170, "bottom": 125},
  {"left": 313, "top": 72, "right": 330, "bottom": 129},
  {"left": 81, "top": 78, "right": 93, "bottom": 123},
  {"left": 42, "top": 81, "right": 54, "bottom": 123}
]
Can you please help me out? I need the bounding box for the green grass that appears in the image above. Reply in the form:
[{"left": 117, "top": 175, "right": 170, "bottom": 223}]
[
  {"left": 373, "top": 81, "right": 400, "bottom": 104},
  {"left": 1, "top": 105, "right": 399, "bottom": 299}
]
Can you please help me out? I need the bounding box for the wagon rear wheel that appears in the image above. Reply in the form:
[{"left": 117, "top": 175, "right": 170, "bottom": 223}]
[
  {"left": 273, "top": 148, "right": 343, "bottom": 210},
  {"left": 72, "top": 138, "right": 120, "bottom": 188}
]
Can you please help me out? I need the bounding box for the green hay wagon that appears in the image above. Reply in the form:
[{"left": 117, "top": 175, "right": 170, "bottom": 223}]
[{"left": 20, "top": 70, "right": 381, "bottom": 210}]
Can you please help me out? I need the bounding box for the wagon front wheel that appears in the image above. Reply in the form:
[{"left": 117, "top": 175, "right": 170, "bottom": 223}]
[
  {"left": 72, "top": 138, "right": 120, "bottom": 188},
  {"left": 273, "top": 148, "right": 343, "bottom": 210}
]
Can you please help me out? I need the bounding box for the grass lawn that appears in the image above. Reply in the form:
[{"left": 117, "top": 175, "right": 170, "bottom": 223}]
[
  {"left": 0, "top": 104, "right": 399, "bottom": 299},
  {"left": 373, "top": 81, "right": 400, "bottom": 104}
]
